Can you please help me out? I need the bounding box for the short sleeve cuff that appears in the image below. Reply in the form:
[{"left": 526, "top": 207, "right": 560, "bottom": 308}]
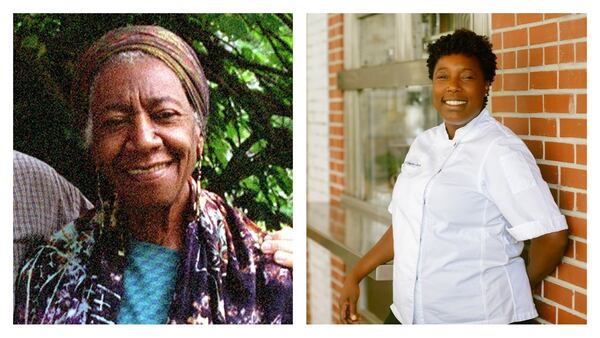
[{"left": 507, "top": 215, "right": 568, "bottom": 241}]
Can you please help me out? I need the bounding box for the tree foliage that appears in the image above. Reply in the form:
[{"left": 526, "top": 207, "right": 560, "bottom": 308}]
[{"left": 13, "top": 14, "right": 292, "bottom": 230}]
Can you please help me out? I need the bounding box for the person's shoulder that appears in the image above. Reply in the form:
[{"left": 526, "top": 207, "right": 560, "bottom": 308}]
[
  {"left": 410, "top": 123, "right": 443, "bottom": 147},
  {"left": 14, "top": 150, "right": 61, "bottom": 179},
  {"left": 474, "top": 114, "right": 536, "bottom": 170},
  {"left": 423, "top": 123, "right": 443, "bottom": 139},
  {"left": 198, "top": 189, "right": 231, "bottom": 219},
  {"left": 16, "top": 220, "right": 94, "bottom": 276},
  {"left": 14, "top": 219, "right": 97, "bottom": 324},
  {"left": 200, "top": 189, "right": 226, "bottom": 207},
  {"left": 24, "top": 220, "right": 96, "bottom": 266},
  {"left": 471, "top": 112, "right": 525, "bottom": 149},
  {"left": 199, "top": 189, "right": 264, "bottom": 236},
  {"left": 489, "top": 119, "right": 528, "bottom": 149},
  {"left": 13, "top": 150, "right": 92, "bottom": 208},
  {"left": 478, "top": 111, "right": 518, "bottom": 138},
  {"left": 21, "top": 215, "right": 97, "bottom": 268}
]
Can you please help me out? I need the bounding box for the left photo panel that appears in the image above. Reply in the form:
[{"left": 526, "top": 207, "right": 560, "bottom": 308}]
[{"left": 13, "top": 13, "right": 293, "bottom": 324}]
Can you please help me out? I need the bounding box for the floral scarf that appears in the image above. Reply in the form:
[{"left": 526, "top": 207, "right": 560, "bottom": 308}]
[{"left": 14, "top": 178, "right": 293, "bottom": 324}]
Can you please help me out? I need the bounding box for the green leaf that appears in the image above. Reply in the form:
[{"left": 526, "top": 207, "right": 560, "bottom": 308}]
[{"left": 21, "top": 34, "right": 39, "bottom": 49}]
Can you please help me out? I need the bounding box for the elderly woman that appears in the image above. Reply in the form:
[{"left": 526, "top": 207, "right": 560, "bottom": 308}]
[
  {"left": 338, "top": 29, "right": 568, "bottom": 324},
  {"left": 14, "top": 25, "right": 292, "bottom": 324}
]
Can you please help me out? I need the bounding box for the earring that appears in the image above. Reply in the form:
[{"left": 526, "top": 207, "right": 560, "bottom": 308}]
[
  {"left": 193, "top": 159, "right": 202, "bottom": 181},
  {"left": 191, "top": 157, "right": 203, "bottom": 218},
  {"left": 96, "top": 169, "right": 107, "bottom": 206},
  {"left": 95, "top": 168, "right": 119, "bottom": 231}
]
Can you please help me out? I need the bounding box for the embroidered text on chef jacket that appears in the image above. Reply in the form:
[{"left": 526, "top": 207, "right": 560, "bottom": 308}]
[{"left": 388, "top": 108, "right": 568, "bottom": 324}]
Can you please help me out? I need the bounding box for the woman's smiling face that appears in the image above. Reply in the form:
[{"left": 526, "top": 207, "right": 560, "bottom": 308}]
[
  {"left": 432, "top": 53, "right": 489, "bottom": 135},
  {"left": 89, "top": 56, "right": 202, "bottom": 209}
]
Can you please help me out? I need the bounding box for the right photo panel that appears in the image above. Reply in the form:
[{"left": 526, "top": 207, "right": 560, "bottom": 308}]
[{"left": 307, "top": 13, "right": 587, "bottom": 324}]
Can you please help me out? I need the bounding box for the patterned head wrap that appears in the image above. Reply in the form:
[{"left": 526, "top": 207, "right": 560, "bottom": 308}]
[{"left": 72, "top": 25, "right": 209, "bottom": 136}]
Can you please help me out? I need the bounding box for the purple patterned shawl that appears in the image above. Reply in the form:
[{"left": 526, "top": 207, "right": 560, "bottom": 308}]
[{"left": 14, "top": 178, "right": 292, "bottom": 324}]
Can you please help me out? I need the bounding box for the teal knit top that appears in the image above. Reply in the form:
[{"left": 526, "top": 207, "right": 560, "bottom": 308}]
[{"left": 116, "top": 240, "right": 180, "bottom": 324}]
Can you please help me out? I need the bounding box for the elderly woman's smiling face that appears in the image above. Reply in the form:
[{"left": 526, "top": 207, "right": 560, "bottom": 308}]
[{"left": 89, "top": 56, "right": 202, "bottom": 209}]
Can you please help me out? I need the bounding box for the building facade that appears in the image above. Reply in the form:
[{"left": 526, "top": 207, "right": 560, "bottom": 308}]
[{"left": 307, "top": 13, "right": 587, "bottom": 324}]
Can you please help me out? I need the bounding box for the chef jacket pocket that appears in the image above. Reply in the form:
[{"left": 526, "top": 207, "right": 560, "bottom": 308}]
[{"left": 500, "top": 152, "right": 536, "bottom": 194}]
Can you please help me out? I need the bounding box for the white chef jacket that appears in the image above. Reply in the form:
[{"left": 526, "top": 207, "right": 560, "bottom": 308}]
[{"left": 387, "top": 108, "right": 568, "bottom": 324}]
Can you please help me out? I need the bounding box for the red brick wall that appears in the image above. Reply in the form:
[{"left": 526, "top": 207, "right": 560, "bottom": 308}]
[
  {"left": 327, "top": 13, "right": 346, "bottom": 324},
  {"left": 330, "top": 256, "right": 346, "bottom": 323},
  {"left": 328, "top": 13, "right": 345, "bottom": 238},
  {"left": 490, "top": 13, "right": 587, "bottom": 324}
]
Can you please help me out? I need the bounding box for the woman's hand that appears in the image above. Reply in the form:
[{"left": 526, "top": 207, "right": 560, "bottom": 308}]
[
  {"left": 338, "top": 273, "right": 361, "bottom": 324},
  {"left": 336, "top": 226, "right": 394, "bottom": 324},
  {"left": 261, "top": 227, "right": 293, "bottom": 268}
]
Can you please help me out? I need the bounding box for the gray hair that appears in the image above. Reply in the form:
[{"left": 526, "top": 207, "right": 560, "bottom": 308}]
[{"left": 84, "top": 50, "right": 202, "bottom": 149}]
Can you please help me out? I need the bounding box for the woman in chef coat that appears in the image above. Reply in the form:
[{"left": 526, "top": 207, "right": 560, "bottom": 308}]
[{"left": 338, "top": 29, "right": 568, "bottom": 324}]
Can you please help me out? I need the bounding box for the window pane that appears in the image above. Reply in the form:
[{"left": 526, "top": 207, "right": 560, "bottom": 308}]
[
  {"left": 358, "top": 14, "right": 396, "bottom": 66},
  {"left": 359, "top": 85, "right": 438, "bottom": 207}
]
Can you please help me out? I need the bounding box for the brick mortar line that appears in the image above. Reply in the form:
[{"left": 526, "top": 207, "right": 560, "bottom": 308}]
[
  {"left": 560, "top": 210, "right": 587, "bottom": 220},
  {"left": 327, "top": 21, "right": 343, "bottom": 29},
  {"left": 491, "top": 14, "right": 587, "bottom": 34},
  {"left": 331, "top": 267, "right": 346, "bottom": 275},
  {"left": 493, "top": 112, "right": 587, "bottom": 119},
  {"left": 547, "top": 183, "right": 586, "bottom": 194},
  {"left": 328, "top": 47, "right": 344, "bottom": 53},
  {"left": 543, "top": 161, "right": 588, "bottom": 171},
  {"left": 553, "top": 185, "right": 588, "bottom": 194},
  {"left": 494, "top": 37, "right": 588, "bottom": 52},
  {"left": 536, "top": 318, "right": 551, "bottom": 324},
  {"left": 328, "top": 183, "right": 344, "bottom": 190},
  {"left": 562, "top": 259, "right": 588, "bottom": 270},
  {"left": 568, "top": 235, "right": 586, "bottom": 244},
  {"left": 560, "top": 257, "right": 587, "bottom": 270},
  {"left": 330, "top": 184, "right": 345, "bottom": 191},
  {"left": 523, "top": 136, "right": 586, "bottom": 145},
  {"left": 560, "top": 209, "right": 587, "bottom": 219},
  {"left": 497, "top": 62, "right": 587, "bottom": 73},
  {"left": 492, "top": 89, "right": 587, "bottom": 96},
  {"left": 535, "top": 159, "right": 587, "bottom": 170},
  {"left": 533, "top": 295, "right": 587, "bottom": 319},
  {"left": 543, "top": 275, "right": 587, "bottom": 295}
]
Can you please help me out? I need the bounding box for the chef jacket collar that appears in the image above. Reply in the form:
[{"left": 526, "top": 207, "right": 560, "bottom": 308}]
[{"left": 440, "top": 107, "right": 490, "bottom": 145}]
